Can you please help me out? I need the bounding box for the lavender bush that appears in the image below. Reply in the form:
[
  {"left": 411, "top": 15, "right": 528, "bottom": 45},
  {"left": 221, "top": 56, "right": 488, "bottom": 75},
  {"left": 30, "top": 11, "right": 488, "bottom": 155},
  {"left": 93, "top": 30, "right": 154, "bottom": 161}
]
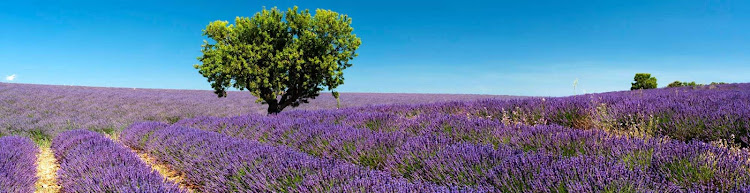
[
  {"left": 121, "top": 123, "right": 482, "bottom": 192},
  {"left": 0, "top": 136, "right": 38, "bottom": 193},
  {"left": 173, "top": 113, "right": 750, "bottom": 191},
  {"left": 51, "top": 129, "right": 184, "bottom": 192}
]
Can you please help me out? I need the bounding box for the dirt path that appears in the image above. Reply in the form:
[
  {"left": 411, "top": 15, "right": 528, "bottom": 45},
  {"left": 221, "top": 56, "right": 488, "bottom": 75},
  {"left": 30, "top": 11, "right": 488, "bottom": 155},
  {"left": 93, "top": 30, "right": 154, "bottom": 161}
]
[
  {"left": 132, "top": 149, "right": 197, "bottom": 192},
  {"left": 108, "top": 133, "right": 195, "bottom": 192},
  {"left": 107, "top": 133, "right": 197, "bottom": 192},
  {"left": 35, "top": 147, "right": 61, "bottom": 193}
]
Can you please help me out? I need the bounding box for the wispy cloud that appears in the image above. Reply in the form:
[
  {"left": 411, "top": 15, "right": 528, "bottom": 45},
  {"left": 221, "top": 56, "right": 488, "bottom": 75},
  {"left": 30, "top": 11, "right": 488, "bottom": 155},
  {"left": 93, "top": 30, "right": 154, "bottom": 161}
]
[{"left": 5, "top": 74, "right": 16, "bottom": 81}]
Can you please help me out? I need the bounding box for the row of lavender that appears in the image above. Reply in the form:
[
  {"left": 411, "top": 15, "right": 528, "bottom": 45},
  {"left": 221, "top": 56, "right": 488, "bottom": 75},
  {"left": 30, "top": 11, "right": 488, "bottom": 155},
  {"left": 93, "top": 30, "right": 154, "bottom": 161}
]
[
  {"left": 51, "top": 129, "right": 184, "bottom": 192},
  {"left": 0, "top": 82, "right": 509, "bottom": 144},
  {"left": 0, "top": 136, "right": 38, "bottom": 193},
  {"left": 173, "top": 113, "right": 750, "bottom": 191},
  {"left": 279, "top": 83, "right": 750, "bottom": 146},
  {"left": 120, "top": 123, "right": 476, "bottom": 192}
]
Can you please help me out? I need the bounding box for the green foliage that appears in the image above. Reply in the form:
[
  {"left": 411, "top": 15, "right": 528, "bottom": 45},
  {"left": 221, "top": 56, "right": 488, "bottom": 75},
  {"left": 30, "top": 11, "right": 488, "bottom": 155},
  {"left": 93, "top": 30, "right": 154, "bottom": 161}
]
[
  {"left": 521, "top": 143, "right": 539, "bottom": 152},
  {"left": 364, "top": 119, "right": 383, "bottom": 131},
  {"left": 88, "top": 126, "right": 117, "bottom": 137},
  {"left": 228, "top": 166, "right": 251, "bottom": 192},
  {"left": 166, "top": 116, "right": 182, "bottom": 124},
  {"left": 661, "top": 158, "right": 715, "bottom": 186},
  {"left": 603, "top": 182, "right": 637, "bottom": 193},
  {"left": 357, "top": 152, "right": 388, "bottom": 170},
  {"left": 667, "top": 81, "right": 702, "bottom": 88},
  {"left": 275, "top": 173, "right": 305, "bottom": 193},
  {"left": 195, "top": 6, "right": 361, "bottom": 114},
  {"left": 28, "top": 128, "right": 51, "bottom": 147},
  {"left": 552, "top": 108, "right": 593, "bottom": 130},
  {"left": 631, "top": 73, "right": 657, "bottom": 90},
  {"left": 684, "top": 81, "right": 699, "bottom": 87},
  {"left": 396, "top": 154, "right": 428, "bottom": 179},
  {"left": 559, "top": 140, "right": 586, "bottom": 157},
  {"left": 139, "top": 130, "right": 155, "bottom": 148},
  {"left": 667, "top": 81, "right": 684, "bottom": 88},
  {"left": 620, "top": 149, "right": 653, "bottom": 170}
]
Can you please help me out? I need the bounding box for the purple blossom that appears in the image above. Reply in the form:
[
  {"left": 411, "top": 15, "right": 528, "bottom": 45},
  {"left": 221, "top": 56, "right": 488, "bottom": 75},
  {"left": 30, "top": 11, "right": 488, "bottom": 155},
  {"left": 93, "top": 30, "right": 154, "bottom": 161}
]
[
  {"left": 121, "top": 124, "right": 480, "bottom": 192},
  {"left": 0, "top": 136, "right": 38, "bottom": 193},
  {"left": 51, "top": 129, "right": 184, "bottom": 192}
]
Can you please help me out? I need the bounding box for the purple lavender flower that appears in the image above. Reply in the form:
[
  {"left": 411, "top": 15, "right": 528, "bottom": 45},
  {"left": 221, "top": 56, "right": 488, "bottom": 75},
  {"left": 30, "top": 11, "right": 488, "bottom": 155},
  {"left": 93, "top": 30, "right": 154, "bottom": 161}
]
[
  {"left": 51, "top": 129, "right": 184, "bottom": 192},
  {"left": 0, "top": 136, "right": 38, "bottom": 193},
  {"left": 122, "top": 124, "right": 479, "bottom": 192}
]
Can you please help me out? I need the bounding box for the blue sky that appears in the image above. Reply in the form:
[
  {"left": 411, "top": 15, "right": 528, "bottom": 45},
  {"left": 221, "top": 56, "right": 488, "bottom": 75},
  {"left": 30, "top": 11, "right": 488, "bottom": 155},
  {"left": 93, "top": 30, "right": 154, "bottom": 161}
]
[{"left": 1, "top": 0, "right": 748, "bottom": 96}]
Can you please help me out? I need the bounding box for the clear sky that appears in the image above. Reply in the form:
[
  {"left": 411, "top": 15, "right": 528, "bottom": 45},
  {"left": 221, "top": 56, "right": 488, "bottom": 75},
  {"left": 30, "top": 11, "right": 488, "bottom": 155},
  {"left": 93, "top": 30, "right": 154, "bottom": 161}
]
[{"left": 1, "top": 0, "right": 748, "bottom": 96}]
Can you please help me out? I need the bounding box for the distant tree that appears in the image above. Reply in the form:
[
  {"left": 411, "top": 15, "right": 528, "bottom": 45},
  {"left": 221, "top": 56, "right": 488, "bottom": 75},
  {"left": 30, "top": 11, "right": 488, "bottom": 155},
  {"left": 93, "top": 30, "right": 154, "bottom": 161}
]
[
  {"left": 195, "top": 6, "right": 361, "bottom": 114},
  {"left": 668, "top": 80, "right": 709, "bottom": 88},
  {"left": 667, "top": 81, "right": 684, "bottom": 88},
  {"left": 631, "top": 73, "right": 657, "bottom": 90}
]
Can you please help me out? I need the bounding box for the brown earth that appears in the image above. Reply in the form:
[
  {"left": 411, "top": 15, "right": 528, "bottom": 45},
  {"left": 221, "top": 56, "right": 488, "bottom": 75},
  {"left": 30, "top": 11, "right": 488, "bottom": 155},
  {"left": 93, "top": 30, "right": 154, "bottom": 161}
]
[
  {"left": 35, "top": 147, "right": 61, "bottom": 193},
  {"left": 132, "top": 149, "right": 198, "bottom": 192}
]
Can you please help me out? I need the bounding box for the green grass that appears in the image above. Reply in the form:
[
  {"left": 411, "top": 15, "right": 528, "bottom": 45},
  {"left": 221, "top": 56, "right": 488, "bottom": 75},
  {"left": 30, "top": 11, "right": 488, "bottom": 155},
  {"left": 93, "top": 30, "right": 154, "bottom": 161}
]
[
  {"left": 620, "top": 149, "right": 653, "bottom": 171},
  {"left": 364, "top": 119, "right": 383, "bottom": 131},
  {"left": 661, "top": 158, "right": 715, "bottom": 186},
  {"left": 559, "top": 140, "right": 586, "bottom": 157},
  {"left": 166, "top": 116, "right": 182, "bottom": 124},
  {"left": 28, "top": 128, "right": 52, "bottom": 147}
]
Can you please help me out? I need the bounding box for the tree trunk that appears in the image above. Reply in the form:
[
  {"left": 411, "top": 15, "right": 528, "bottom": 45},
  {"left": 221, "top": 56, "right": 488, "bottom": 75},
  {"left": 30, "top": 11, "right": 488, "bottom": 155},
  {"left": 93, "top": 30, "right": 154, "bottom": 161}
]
[{"left": 267, "top": 100, "right": 282, "bottom": 114}]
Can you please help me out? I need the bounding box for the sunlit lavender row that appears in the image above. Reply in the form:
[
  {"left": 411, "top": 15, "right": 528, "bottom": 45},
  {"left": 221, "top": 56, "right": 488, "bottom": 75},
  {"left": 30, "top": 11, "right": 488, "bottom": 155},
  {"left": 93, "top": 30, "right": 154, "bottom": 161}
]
[
  {"left": 173, "top": 112, "right": 750, "bottom": 191},
  {"left": 0, "top": 82, "right": 510, "bottom": 144},
  {"left": 51, "top": 129, "right": 184, "bottom": 192},
  {"left": 121, "top": 123, "right": 479, "bottom": 192},
  {"left": 275, "top": 83, "right": 750, "bottom": 146},
  {"left": 0, "top": 136, "right": 38, "bottom": 193}
]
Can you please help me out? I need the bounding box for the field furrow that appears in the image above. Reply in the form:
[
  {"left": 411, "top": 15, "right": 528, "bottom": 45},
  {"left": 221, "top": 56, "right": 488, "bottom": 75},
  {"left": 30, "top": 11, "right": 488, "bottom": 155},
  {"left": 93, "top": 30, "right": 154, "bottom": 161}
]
[
  {"left": 132, "top": 148, "right": 197, "bottom": 192},
  {"left": 110, "top": 131, "right": 196, "bottom": 192},
  {"left": 34, "top": 147, "right": 61, "bottom": 193},
  {"left": 51, "top": 130, "right": 185, "bottom": 192}
]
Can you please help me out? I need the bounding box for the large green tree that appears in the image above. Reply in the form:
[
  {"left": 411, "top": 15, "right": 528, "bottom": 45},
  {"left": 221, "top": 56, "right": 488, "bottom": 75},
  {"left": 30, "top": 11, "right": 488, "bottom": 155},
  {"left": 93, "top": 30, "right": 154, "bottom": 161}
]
[
  {"left": 631, "top": 73, "right": 658, "bottom": 90},
  {"left": 195, "top": 6, "right": 361, "bottom": 114}
]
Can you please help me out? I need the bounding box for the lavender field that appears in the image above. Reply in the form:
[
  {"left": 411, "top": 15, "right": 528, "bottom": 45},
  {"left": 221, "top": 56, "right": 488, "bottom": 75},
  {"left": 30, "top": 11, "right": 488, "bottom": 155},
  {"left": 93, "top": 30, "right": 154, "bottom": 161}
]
[
  {"left": 2, "top": 82, "right": 750, "bottom": 192},
  {"left": 5, "top": 0, "right": 750, "bottom": 192},
  {"left": 0, "top": 82, "right": 512, "bottom": 145},
  {"left": 152, "top": 83, "right": 750, "bottom": 192}
]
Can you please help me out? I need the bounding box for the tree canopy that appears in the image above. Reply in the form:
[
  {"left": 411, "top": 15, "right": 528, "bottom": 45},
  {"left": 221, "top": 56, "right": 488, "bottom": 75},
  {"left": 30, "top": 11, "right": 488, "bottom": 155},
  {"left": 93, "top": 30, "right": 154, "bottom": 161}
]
[
  {"left": 668, "top": 81, "right": 699, "bottom": 88},
  {"left": 631, "top": 73, "right": 657, "bottom": 90},
  {"left": 668, "top": 80, "right": 728, "bottom": 88},
  {"left": 195, "top": 6, "right": 361, "bottom": 114}
]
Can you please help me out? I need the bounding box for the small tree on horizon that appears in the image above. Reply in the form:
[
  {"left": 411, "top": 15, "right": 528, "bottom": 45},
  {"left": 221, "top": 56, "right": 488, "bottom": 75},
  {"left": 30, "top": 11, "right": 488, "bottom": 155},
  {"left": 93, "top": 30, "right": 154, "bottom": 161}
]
[
  {"left": 668, "top": 80, "right": 705, "bottom": 88},
  {"left": 195, "top": 6, "right": 361, "bottom": 114},
  {"left": 631, "top": 73, "right": 657, "bottom": 90},
  {"left": 667, "top": 80, "right": 684, "bottom": 88}
]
